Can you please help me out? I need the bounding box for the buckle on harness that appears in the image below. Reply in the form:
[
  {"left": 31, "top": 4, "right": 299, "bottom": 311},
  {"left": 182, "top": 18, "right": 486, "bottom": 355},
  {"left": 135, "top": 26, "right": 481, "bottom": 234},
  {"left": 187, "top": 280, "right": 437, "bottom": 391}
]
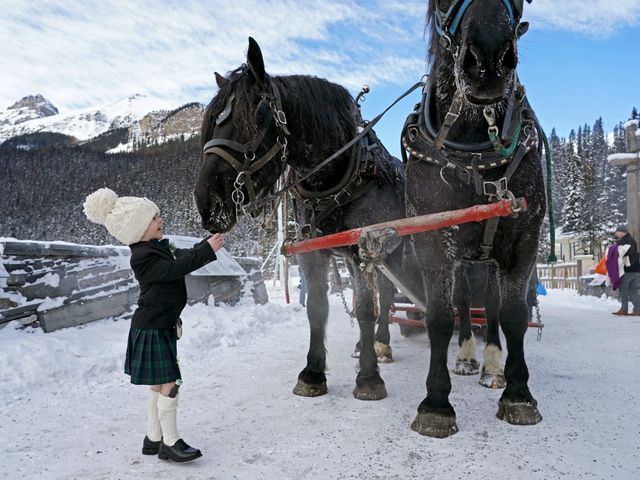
[{"left": 483, "top": 177, "right": 508, "bottom": 199}]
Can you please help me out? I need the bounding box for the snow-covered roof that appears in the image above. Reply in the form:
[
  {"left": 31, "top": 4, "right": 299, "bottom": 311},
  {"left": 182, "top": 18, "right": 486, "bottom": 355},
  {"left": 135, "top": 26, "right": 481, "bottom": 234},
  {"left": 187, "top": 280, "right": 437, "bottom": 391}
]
[
  {"left": 624, "top": 119, "right": 639, "bottom": 129},
  {"left": 165, "top": 235, "right": 247, "bottom": 277},
  {"left": 608, "top": 152, "right": 640, "bottom": 166}
]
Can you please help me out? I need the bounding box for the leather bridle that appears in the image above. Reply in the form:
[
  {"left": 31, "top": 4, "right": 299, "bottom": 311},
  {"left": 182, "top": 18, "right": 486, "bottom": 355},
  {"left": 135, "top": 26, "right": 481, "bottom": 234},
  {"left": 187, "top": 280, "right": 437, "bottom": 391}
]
[
  {"left": 434, "top": 0, "right": 531, "bottom": 50},
  {"left": 202, "top": 76, "right": 290, "bottom": 218}
]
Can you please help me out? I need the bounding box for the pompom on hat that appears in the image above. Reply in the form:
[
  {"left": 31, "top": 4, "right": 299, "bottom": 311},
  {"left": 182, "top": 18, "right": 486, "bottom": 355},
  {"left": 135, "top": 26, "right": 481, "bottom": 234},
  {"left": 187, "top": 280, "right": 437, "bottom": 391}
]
[{"left": 83, "top": 188, "right": 160, "bottom": 245}]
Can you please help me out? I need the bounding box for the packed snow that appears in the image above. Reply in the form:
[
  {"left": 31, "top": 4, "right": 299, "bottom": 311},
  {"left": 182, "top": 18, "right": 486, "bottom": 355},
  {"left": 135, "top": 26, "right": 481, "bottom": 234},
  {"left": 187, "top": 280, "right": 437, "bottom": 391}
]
[{"left": 0, "top": 287, "right": 638, "bottom": 479}]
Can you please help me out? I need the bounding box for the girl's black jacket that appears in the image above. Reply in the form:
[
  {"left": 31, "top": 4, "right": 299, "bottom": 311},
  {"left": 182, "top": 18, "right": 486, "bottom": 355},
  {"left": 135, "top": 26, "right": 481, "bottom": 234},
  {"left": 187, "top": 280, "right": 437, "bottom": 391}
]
[{"left": 129, "top": 239, "right": 217, "bottom": 329}]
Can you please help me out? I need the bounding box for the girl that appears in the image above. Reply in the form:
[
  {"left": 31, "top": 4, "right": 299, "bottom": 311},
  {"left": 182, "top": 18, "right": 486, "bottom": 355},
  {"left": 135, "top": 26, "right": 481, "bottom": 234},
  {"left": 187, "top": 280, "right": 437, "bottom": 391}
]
[{"left": 83, "top": 187, "right": 223, "bottom": 463}]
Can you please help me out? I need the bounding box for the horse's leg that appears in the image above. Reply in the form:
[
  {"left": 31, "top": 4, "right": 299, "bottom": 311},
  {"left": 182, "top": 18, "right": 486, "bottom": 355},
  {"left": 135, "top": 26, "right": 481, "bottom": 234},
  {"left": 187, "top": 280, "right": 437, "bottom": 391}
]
[
  {"left": 411, "top": 259, "right": 458, "bottom": 438},
  {"left": 496, "top": 254, "right": 542, "bottom": 425},
  {"left": 374, "top": 274, "right": 394, "bottom": 364},
  {"left": 452, "top": 262, "right": 479, "bottom": 375},
  {"left": 480, "top": 260, "right": 506, "bottom": 388},
  {"left": 293, "top": 252, "right": 331, "bottom": 397},
  {"left": 350, "top": 265, "right": 387, "bottom": 401}
]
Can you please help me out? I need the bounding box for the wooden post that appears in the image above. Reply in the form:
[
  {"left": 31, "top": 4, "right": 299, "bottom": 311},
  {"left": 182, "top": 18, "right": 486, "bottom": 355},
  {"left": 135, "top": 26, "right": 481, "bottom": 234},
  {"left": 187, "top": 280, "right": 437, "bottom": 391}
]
[{"left": 609, "top": 121, "right": 640, "bottom": 241}]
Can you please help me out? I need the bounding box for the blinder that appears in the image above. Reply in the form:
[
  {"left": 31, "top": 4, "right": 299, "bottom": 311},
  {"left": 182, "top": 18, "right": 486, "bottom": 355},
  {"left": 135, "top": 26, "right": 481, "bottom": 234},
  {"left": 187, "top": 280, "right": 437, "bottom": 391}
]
[
  {"left": 216, "top": 92, "right": 235, "bottom": 126},
  {"left": 254, "top": 97, "right": 273, "bottom": 131}
]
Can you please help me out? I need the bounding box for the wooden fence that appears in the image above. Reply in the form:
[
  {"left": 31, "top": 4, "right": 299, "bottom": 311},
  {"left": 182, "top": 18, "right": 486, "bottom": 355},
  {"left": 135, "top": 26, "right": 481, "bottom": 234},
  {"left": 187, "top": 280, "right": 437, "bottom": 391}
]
[{"left": 537, "top": 262, "right": 580, "bottom": 290}]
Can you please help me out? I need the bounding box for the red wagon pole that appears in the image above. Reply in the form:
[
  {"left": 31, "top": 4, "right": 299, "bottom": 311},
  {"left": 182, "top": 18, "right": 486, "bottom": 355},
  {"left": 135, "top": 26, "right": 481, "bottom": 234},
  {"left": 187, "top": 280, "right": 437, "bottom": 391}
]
[{"left": 281, "top": 198, "right": 526, "bottom": 256}]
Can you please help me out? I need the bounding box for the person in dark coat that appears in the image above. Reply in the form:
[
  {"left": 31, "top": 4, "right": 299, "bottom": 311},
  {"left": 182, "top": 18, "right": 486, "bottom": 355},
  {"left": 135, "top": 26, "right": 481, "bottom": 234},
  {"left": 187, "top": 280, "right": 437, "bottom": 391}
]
[
  {"left": 83, "top": 188, "right": 223, "bottom": 463},
  {"left": 612, "top": 225, "right": 640, "bottom": 316}
]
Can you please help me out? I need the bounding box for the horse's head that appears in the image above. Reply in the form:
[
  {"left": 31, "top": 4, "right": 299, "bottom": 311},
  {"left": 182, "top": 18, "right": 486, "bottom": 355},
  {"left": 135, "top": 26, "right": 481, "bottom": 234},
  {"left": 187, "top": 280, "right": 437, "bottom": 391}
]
[
  {"left": 430, "top": 0, "right": 531, "bottom": 105},
  {"left": 195, "top": 38, "right": 288, "bottom": 233}
]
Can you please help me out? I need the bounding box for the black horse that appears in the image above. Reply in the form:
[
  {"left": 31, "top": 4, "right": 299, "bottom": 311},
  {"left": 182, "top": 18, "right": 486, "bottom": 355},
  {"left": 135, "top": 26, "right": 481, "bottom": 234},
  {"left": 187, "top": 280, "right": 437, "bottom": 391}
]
[
  {"left": 401, "top": 0, "right": 544, "bottom": 437},
  {"left": 194, "top": 38, "right": 407, "bottom": 400}
]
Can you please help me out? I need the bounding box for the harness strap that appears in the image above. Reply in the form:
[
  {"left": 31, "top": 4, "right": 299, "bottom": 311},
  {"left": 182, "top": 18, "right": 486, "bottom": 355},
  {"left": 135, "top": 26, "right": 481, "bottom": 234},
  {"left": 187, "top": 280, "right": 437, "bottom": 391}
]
[
  {"left": 249, "top": 141, "right": 283, "bottom": 174},
  {"left": 479, "top": 217, "right": 500, "bottom": 260},
  {"left": 203, "top": 138, "right": 247, "bottom": 154},
  {"left": 252, "top": 80, "right": 425, "bottom": 209},
  {"left": 206, "top": 146, "right": 245, "bottom": 172},
  {"left": 434, "top": 91, "right": 463, "bottom": 150}
]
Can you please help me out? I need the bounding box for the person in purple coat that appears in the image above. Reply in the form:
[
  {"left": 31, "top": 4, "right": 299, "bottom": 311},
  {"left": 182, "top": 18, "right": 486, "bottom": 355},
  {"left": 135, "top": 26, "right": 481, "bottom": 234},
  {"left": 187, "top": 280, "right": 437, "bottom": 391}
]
[{"left": 612, "top": 225, "right": 640, "bottom": 316}]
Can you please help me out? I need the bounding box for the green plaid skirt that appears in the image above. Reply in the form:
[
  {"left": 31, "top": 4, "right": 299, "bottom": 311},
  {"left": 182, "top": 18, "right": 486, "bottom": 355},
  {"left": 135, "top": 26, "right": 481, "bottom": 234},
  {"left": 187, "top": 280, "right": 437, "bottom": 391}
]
[{"left": 124, "top": 328, "right": 181, "bottom": 385}]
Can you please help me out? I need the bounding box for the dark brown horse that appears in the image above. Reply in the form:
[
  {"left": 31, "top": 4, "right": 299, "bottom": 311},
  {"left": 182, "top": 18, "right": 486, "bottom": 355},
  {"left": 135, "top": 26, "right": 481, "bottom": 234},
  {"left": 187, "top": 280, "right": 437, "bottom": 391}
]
[{"left": 402, "top": 0, "right": 543, "bottom": 437}]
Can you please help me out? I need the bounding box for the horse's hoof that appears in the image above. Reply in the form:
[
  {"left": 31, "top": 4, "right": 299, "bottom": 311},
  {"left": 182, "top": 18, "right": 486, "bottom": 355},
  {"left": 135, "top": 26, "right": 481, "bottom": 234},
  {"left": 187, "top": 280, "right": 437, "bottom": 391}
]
[
  {"left": 352, "top": 383, "right": 387, "bottom": 401},
  {"left": 293, "top": 380, "right": 327, "bottom": 397},
  {"left": 479, "top": 372, "right": 506, "bottom": 389},
  {"left": 411, "top": 412, "right": 458, "bottom": 438},
  {"left": 453, "top": 359, "right": 480, "bottom": 375},
  {"left": 496, "top": 399, "right": 542, "bottom": 425}
]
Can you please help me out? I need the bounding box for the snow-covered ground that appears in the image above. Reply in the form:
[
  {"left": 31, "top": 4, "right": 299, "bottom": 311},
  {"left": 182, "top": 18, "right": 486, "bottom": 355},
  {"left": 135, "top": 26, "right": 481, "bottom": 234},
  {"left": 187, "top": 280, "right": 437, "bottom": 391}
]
[{"left": 1, "top": 288, "right": 638, "bottom": 479}]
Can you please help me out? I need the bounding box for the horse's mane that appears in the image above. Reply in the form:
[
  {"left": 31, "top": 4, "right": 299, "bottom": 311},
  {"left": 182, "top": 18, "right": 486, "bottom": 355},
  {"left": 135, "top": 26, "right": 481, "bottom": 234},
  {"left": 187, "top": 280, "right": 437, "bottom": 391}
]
[{"left": 201, "top": 66, "right": 357, "bottom": 161}]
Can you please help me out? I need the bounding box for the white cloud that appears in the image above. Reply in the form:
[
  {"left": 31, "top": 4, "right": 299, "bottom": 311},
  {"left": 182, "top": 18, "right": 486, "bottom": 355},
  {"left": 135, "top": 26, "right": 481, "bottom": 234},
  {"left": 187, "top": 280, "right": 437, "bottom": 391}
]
[
  {"left": 524, "top": 0, "right": 640, "bottom": 35},
  {"left": 0, "top": 1, "right": 636, "bottom": 114},
  {"left": 0, "top": 0, "right": 426, "bottom": 112}
]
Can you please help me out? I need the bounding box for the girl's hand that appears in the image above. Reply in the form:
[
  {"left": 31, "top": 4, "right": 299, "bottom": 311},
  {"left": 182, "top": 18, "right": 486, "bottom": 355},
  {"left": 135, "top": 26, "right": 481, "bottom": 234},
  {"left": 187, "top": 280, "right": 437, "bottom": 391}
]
[{"left": 207, "top": 234, "right": 224, "bottom": 252}]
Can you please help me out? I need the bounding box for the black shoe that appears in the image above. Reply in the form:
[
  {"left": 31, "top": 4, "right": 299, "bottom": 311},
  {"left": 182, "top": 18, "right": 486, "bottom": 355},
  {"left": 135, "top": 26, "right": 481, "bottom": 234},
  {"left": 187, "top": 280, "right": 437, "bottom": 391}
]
[
  {"left": 158, "top": 439, "right": 202, "bottom": 463},
  {"left": 142, "top": 436, "right": 161, "bottom": 455}
]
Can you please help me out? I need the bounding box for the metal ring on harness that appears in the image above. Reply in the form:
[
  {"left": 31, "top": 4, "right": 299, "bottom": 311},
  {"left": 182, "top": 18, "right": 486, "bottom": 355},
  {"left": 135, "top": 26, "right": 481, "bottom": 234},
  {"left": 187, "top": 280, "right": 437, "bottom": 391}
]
[
  {"left": 235, "top": 171, "right": 247, "bottom": 186},
  {"left": 506, "top": 190, "right": 522, "bottom": 215}
]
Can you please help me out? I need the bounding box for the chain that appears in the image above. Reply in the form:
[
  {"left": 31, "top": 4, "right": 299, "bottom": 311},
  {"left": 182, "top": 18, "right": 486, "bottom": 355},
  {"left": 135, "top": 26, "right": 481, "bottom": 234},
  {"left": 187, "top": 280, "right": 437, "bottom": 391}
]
[
  {"left": 535, "top": 297, "right": 543, "bottom": 341},
  {"left": 232, "top": 171, "right": 246, "bottom": 219},
  {"left": 332, "top": 257, "right": 356, "bottom": 326},
  {"left": 339, "top": 286, "right": 356, "bottom": 327}
]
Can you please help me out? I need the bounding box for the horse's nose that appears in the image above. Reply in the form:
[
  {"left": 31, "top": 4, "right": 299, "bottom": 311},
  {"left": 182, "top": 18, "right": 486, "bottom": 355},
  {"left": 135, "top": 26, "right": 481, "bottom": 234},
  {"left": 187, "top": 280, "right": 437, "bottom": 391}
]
[{"left": 462, "top": 42, "right": 516, "bottom": 79}]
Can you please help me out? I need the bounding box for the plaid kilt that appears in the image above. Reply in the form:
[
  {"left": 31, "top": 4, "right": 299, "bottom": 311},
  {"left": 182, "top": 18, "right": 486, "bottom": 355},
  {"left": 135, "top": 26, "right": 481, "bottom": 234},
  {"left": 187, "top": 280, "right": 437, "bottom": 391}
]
[{"left": 125, "top": 328, "right": 181, "bottom": 385}]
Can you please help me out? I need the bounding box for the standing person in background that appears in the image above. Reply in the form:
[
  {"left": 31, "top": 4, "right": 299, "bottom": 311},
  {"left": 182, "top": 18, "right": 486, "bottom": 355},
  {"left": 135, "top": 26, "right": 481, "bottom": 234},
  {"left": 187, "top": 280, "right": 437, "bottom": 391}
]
[
  {"left": 83, "top": 188, "right": 224, "bottom": 463},
  {"left": 612, "top": 225, "right": 640, "bottom": 316}
]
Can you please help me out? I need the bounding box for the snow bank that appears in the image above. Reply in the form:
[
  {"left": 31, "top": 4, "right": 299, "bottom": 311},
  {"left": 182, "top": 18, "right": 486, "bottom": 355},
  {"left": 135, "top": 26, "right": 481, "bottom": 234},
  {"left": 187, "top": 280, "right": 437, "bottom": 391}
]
[{"left": 0, "top": 289, "right": 296, "bottom": 403}]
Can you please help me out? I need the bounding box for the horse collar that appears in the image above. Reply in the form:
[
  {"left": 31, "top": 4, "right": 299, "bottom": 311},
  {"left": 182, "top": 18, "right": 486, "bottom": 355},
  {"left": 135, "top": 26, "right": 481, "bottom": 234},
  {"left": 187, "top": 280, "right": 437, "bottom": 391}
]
[{"left": 401, "top": 76, "right": 540, "bottom": 201}]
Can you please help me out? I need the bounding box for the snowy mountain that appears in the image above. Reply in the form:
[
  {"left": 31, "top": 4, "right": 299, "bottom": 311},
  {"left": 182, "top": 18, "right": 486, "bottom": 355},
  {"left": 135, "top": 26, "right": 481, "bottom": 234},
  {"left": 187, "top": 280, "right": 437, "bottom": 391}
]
[
  {"left": 0, "top": 94, "right": 59, "bottom": 127},
  {"left": 0, "top": 94, "right": 202, "bottom": 149},
  {"left": 108, "top": 102, "right": 204, "bottom": 153}
]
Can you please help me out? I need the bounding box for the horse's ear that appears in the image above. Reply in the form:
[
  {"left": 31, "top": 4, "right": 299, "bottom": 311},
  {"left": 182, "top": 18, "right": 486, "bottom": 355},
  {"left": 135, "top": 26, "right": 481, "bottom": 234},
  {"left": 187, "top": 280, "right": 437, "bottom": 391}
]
[
  {"left": 516, "top": 22, "right": 529, "bottom": 39},
  {"left": 215, "top": 72, "right": 228, "bottom": 89},
  {"left": 247, "top": 37, "right": 267, "bottom": 84}
]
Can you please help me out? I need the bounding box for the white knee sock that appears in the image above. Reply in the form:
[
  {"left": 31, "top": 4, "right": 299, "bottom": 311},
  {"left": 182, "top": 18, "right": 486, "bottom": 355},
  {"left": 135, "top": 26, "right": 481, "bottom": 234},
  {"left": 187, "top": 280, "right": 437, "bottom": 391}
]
[
  {"left": 157, "top": 393, "right": 180, "bottom": 447},
  {"left": 147, "top": 389, "right": 162, "bottom": 442}
]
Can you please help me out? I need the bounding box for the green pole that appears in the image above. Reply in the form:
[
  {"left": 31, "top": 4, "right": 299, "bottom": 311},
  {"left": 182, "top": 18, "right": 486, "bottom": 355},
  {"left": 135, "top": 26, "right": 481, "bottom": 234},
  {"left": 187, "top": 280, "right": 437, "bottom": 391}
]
[{"left": 543, "top": 131, "right": 557, "bottom": 263}]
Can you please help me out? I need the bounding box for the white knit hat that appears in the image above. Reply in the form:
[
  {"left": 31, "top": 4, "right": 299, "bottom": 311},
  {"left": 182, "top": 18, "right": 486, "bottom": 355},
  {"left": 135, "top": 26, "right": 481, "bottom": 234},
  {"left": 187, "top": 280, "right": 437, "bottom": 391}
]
[{"left": 83, "top": 188, "right": 160, "bottom": 245}]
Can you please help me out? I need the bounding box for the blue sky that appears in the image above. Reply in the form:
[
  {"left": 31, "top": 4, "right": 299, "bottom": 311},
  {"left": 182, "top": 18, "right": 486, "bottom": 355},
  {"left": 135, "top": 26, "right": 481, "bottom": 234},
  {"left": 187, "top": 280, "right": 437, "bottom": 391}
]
[{"left": 0, "top": 1, "right": 638, "bottom": 157}]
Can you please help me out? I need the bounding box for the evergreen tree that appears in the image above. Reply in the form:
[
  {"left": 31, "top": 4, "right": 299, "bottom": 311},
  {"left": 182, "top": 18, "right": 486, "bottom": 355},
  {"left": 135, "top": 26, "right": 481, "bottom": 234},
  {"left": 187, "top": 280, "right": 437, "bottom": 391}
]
[{"left": 561, "top": 130, "right": 585, "bottom": 236}]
